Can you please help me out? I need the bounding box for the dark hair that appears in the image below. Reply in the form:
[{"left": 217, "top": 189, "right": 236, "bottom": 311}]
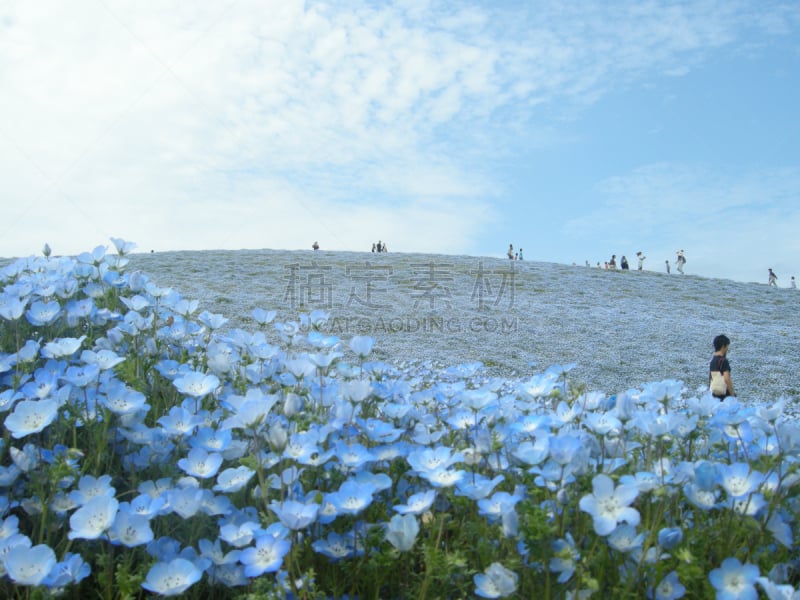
[{"left": 713, "top": 334, "right": 730, "bottom": 351}]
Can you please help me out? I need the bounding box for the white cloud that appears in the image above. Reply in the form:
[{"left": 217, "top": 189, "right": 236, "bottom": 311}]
[{"left": 0, "top": 0, "right": 796, "bottom": 262}]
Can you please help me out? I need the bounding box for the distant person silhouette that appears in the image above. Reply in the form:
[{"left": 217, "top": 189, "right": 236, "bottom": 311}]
[
  {"left": 620, "top": 256, "right": 629, "bottom": 270},
  {"left": 768, "top": 268, "right": 778, "bottom": 287},
  {"left": 792, "top": 276, "right": 797, "bottom": 289},
  {"left": 709, "top": 334, "right": 734, "bottom": 400},
  {"left": 312, "top": 241, "right": 319, "bottom": 251},
  {"left": 676, "top": 250, "right": 686, "bottom": 274},
  {"left": 636, "top": 251, "right": 646, "bottom": 271},
  {"left": 665, "top": 260, "right": 670, "bottom": 274},
  {"left": 507, "top": 244, "right": 514, "bottom": 260}
]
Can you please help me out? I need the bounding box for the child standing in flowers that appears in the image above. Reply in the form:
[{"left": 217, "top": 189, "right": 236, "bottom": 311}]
[{"left": 709, "top": 334, "right": 735, "bottom": 399}]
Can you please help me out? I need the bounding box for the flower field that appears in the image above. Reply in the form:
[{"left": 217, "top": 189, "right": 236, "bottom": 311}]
[{"left": 0, "top": 240, "right": 799, "bottom": 598}]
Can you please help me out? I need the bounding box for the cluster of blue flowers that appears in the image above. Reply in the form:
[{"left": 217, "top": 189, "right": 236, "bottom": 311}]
[{"left": 0, "top": 239, "right": 799, "bottom": 598}]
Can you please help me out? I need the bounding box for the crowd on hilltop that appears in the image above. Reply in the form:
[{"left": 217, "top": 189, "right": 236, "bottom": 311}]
[
  {"left": 587, "top": 249, "right": 687, "bottom": 275},
  {"left": 506, "top": 244, "right": 524, "bottom": 260}
]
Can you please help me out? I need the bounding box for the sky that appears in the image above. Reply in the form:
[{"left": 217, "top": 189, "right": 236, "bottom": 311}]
[{"left": 1, "top": 0, "right": 798, "bottom": 284}]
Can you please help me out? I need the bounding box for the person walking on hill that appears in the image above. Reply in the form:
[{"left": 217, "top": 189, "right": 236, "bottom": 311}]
[
  {"left": 636, "top": 251, "right": 646, "bottom": 271},
  {"left": 620, "top": 256, "right": 629, "bottom": 270},
  {"left": 768, "top": 268, "right": 778, "bottom": 287},
  {"left": 676, "top": 250, "right": 686, "bottom": 274},
  {"left": 709, "top": 334, "right": 734, "bottom": 400},
  {"left": 665, "top": 260, "right": 670, "bottom": 274},
  {"left": 791, "top": 276, "right": 797, "bottom": 289},
  {"left": 507, "top": 244, "right": 514, "bottom": 260}
]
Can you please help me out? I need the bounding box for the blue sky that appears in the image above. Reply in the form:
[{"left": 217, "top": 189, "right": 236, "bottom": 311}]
[{"left": 1, "top": 0, "right": 798, "bottom": 284}]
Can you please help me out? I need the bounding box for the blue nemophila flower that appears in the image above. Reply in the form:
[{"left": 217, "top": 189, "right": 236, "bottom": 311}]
[
  {"left": 119, "top": 493, "right": 167, "bottom": 519},
  {"left": 584, "top": 410, "right": 623, "bottom": 436},
  {"left": 765, "top": 512, "right": 793, "bottom": 548},
  {"left": 50, "top": 492, "right": 79, "bottom": 516},
  {"left": 64, "top": 297, "right": 95, "bottom": 326},
  {"left": 99, "top": 381, "right": 149, "bottom": 416},
  {"left": 220, "top": 390, "right": 279, "bottom": 431},
  {"left": 650, "top": 570, "right": 686, "bottom": 600},
  {"left": 178, "top": 448, "right": 223, "bottom": 479},
  {"left": 69, "top": 474, "right": 115, "bottom": 506},
  {"left": 579, "top": 474, "right": 640, "bottom": 536},
  {"left": 284, "top": 356, "right": 316, "bottom": 379},
  {"left": 385, "top": 514, "right": 419, "bottom": 552},
  {"left": 166, "top": 486, "right": 204, "bottom": 519},
  {"left": 709, "top": 557, "right": 759, "bottom": 600},
  {"left": 607, "top": 523, "right": 645, "bottom": 554},
  {"left": 219, "top": 519, "right": 261, "bottom": 548},
  {"left": 16, "top": 339, "right": 41, "bottom": 363},
  {"left": 547, "top": 432, "right": 584, "bottom": 465},
  {"left": 76, "top": 244, "right": 106, "bottom": 265},
  {"left": 157, "top": 406, "right": 205, "bottom": 437},
  {"left": 191, "top": 427, "right": 232, "bottom": 453},
  {"left": 68, "top": 495, "right": 119, "bottom": 540},
  {"left": 41, "top": 336, "right": 85, "bottom": 359},
  {"left": 0, "top": 293, "right": 26, "bottom": 321},
  {"left": 10, "top": 443, "right": 40, "bottom": 472},
  {"left": 173, "top": 371, "right": 220, "bottom": 398},
  {"left": 718, "top": 462, "right": 765, "bottom": 499},
  {"left": 657, "top": 526, "right": 684, "bottom": 551},
  {"left": 3, "top": 543, "right": 56, "bottom": 586},
  {"left": 329, "top": 480, "right": 377, "bottom": 516},
  {"left": 0, "top": 463, "right": 21, "bottom": 487},
  {"left": 334, "top": 440, "right": 375, "bottom": 470},
  {"left": 474, "top": 562, "right": 519, "bottom": 598},
  {"left": 340, "top": 380, "right": 373, "bottom": 404},
  {"left": 407, "top": 446, "right": 463, "bottom": 474},
  {"left": 729, "top": 492, "right": 767, "bottom": 517},
  {"left": 214, "top": 466, "right": 255, "bottom": 493},
  {"left": 269, "top": 500, "right": 320, "bottom": 530},
  {"left": 422, "top": 466, "right": 466, "bottom": 488},
  {"left": 21, "top": 369, "right": 60, "bottom": 400},
  {"left": 109, "top": 511, "right": 154, "bottom": 547},
  {"left": 198, "top": 538, "right": 241, "bottom": 567},
  {"left": 312, "top": 531, "right": 357, "bottom": 561},
  {"left": 197, "top": 310, "right": 229, "bottom": 330},
  {"left": 352, "top": 470, "right": 392, "bottom": 493},
  {"left": 477, "top": 490, "right": 523, "bottom": 523},
  {"left": 0, "top": 389, "right": 22, "bottom": 413},
  {"left": 110, "top": 236, "right": 136, "bottom": 255},
  {"left": 146, "top": 536, "right": 182, "bottom": 562},
  {"left": 251, "top": 307, "right": 277, "bottom": 325},
  {"left": 25, "top": 300, "right": 61, "bottom": 326},
  {"left": 512, "top": 436, "right": 550, "bottom": 467},
  {"left": 394, "top": 489, "right": 436, "bottom": 515},
  {"left": 4, "top": 398, "right": 59, "bottom": 438},
  {"left": 142, "top": 557, "right": 203, "bottom": 596},
  {"left": 756, "top": 576, "right": 800, "bottom": 600},
  {"left": 308, "top": 350, "right": 342, "bottom": 370},
  {"left": 349, "top": 335, "right": 375, "bottom": 358},
  {"left": 239, "top": 534, "right": 291, "bottom": 577},
  {"left": 42, "top": 552, "right": 91, "bottom": 589},
  {"left": 549, "top": 534, "right": 579, "bottom": 584},
  {"left": 456, "top": 474, "right": 505, "bottom": 501},
  {"left": 81, "top": 349, "right": 125, "bottom": 371},
  {"left": 684, "top": 482, "right": 720, "bottom": 510},
  {"left": 61, "top": 363, "right": 100, "bottom": 387},
  {"left": 283, "top": 430, "right": 332, "bottom": 465}
]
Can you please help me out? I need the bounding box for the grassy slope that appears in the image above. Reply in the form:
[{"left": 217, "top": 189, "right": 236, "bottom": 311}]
[{"left": 127, "top": 249, "right": 800, "bottom": 404}]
